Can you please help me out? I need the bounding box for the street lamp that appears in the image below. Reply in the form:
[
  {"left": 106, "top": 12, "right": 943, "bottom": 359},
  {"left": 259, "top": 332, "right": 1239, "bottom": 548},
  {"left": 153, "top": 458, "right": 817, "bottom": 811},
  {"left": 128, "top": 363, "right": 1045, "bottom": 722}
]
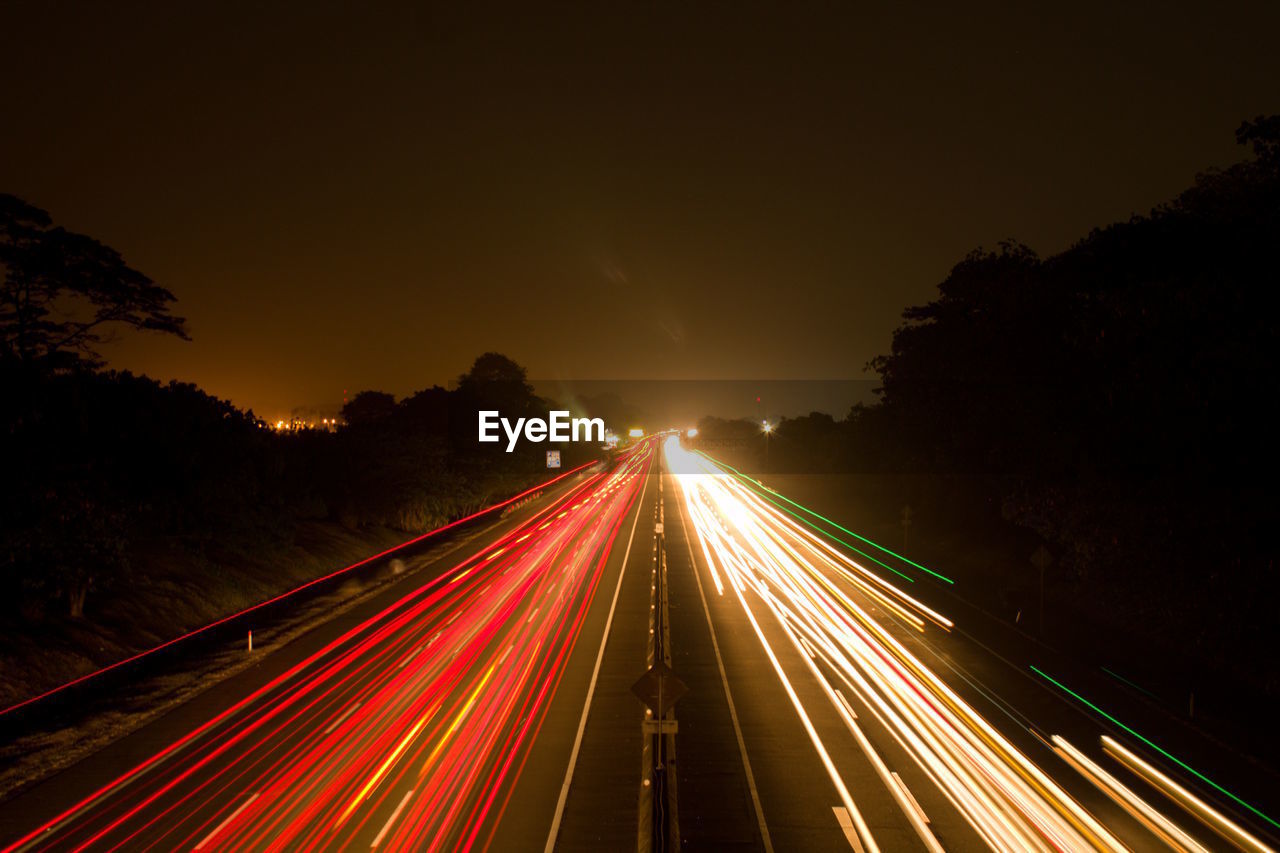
[{"left": 762, "top": 420, "right": 773, "bottom": 468}]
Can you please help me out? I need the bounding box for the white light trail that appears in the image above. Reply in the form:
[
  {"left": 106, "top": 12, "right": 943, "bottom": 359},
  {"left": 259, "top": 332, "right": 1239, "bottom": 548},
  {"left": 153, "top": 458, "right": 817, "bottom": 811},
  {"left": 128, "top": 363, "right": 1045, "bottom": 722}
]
[{"left": 665, "top": 437, "right": 1138, "bottom": 852}]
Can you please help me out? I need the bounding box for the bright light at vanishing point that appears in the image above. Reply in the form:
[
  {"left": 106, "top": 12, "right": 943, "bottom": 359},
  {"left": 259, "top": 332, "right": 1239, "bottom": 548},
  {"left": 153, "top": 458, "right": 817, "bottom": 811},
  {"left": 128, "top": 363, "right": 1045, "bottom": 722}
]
[{"left": 628, "top": 428, "right": 644, "bottom": 438}]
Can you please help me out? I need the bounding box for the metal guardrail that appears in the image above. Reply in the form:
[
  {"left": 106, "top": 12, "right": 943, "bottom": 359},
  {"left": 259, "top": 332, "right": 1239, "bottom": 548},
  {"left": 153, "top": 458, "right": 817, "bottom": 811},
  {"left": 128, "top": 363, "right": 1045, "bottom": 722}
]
[{"left": 635, "top": 474, "right": 682, "bottom": 853}]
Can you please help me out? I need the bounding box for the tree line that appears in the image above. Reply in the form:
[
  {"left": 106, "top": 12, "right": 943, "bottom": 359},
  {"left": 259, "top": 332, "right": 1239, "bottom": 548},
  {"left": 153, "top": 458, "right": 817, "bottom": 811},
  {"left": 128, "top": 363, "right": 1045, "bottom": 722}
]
[
  {"left": 0, "top": 352, "right": 597, "bottom": 621},
  {"left": 694, "top": 116, "right": 1280, "bottom": 690},
  {"left": 2, "top": 197, "right": 599, "bottom": 619}
]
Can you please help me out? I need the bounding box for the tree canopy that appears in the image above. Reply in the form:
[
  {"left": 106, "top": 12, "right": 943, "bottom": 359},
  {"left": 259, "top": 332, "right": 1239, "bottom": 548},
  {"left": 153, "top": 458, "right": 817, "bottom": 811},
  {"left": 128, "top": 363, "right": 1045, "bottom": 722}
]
[
  {"left": 341, "top": 390, "right": 398, "bottom": 426},
  {"left": 0, "top": 194, "right": 188, "bottom": 372}
]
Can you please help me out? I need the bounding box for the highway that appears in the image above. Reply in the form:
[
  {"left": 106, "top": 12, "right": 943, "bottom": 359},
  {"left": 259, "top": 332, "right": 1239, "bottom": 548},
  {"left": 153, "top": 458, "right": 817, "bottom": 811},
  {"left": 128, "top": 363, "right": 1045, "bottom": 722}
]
[
  {"left": 2, "top": 433, "right": 1278, "bottom": 851},
  {"left": 663, "top": 435, "right": 1278, "bottom": 852},
  {"left": 0, "top": 442, "right": 658, "bottom": 852}
]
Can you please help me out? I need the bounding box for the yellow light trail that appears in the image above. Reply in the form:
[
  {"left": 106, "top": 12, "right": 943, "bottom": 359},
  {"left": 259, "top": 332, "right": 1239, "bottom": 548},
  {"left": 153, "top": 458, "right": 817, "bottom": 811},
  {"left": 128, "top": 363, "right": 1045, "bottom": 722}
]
[
  {"left": 1052, "top": 735, "right": 1209, "bottom": 853},
  {"left": 335, "top": 698, "right": 442, "bottom": 827},
  {"left": 1103, "top": 736, "right": 1274, "bottom": 853}
]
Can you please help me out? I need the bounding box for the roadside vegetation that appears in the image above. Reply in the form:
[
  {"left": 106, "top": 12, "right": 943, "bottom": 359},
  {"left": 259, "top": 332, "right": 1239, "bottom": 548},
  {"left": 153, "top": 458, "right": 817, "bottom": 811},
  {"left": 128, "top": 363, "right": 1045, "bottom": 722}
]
[
  {"left": 692, "top": 117, "right": 1280, "bottom": 717},
  {"left": 1, "top": 195, "right": 599, "bottom": 706}
]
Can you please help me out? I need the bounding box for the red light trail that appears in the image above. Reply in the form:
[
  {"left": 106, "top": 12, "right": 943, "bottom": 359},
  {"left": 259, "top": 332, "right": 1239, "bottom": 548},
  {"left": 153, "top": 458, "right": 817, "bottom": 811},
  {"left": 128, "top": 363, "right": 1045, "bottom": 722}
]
[
  {"left": 0, "top": 460, "right": 598, "bottom": 722},
  {"left": 2, "top": 445, "right": 653, "bottom": 852}
]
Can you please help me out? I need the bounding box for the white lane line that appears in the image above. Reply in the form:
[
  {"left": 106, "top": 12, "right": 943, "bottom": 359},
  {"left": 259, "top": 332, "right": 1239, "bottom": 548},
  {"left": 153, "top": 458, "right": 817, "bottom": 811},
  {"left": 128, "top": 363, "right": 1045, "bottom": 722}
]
[
  {"left": 543, "top": 467, "right": 652, "bottom": 853},
  {"left": 829, "top": 682, "right": 941, "bottom": 851},
  {"left": 676, "top": 473, "right": 775, "bottom": 853},
  {"left": 194, "top": 792, "right": 259, "bottom": 850},
  {"left": 371, "top": 789, "right": 414, "bottom": 848},
  {"left": 690, "top": 470, "right": 879, "bottom": 853},
  {"left": 891, "top": 772, "right": 930, "bottom": 826},
  {"left": 832, "top": 806, "right": 867, "bottom": 853},
  {"left": 834, "top": 688, "right": 858, "bottom": 720},
  {"left": 324, "top": 700, "right": 363, "bottom": 735}
]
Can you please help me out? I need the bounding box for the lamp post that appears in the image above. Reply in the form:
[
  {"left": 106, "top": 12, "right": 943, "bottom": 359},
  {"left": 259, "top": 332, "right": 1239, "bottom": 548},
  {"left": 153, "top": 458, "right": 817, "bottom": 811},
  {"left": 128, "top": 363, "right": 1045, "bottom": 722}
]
[{"left": 762, "top": 420, "right": 773, "bottom": 469}]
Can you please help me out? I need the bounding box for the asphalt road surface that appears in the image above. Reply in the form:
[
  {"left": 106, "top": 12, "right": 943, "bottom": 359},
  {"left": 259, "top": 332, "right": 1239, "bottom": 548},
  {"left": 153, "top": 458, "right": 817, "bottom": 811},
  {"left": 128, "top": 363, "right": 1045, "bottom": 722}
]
[
  {"left": 2, "top": 432, "right": 1278, "bottom": 852},
  {"left": 663, "top": 435, "right": 1279, "bottom": 853},
  {"left": 0, "top": 441, "right": 659, "bottom": 853}
]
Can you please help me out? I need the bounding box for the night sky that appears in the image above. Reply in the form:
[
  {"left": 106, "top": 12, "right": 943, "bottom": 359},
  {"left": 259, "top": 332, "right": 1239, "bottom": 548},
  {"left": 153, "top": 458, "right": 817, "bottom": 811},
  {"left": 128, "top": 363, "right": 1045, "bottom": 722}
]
[{"left": 2, "top": 2, "right": 1277, "bottom": 419}]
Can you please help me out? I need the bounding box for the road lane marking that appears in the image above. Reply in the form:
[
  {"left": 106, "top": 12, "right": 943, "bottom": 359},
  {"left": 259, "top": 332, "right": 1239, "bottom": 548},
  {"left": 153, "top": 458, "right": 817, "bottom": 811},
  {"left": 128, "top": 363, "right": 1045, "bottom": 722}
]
[
  {"left": 675, "top": 472, "right": 775, "bottom": 853},
  {"left": 371, "top": 789, "right": 414, "bottom": 848},
  {"left": 834, "top": 688, "right": 857, "bottom": 720},
  {"left": 825, "top": 658, "right": 943, "bottom": 850},
  {"left": 323, "top": 701, "right": 363, "bottom": 734},
  {"left": 673, "top": 456, "right": 878, "bottom": 853},
  {"left": 194, "top": 792, "right": 259, "bottom": 850},
  {"left": 832, "top": 806, "right": 866, "bottom": 852},
  {"left": 543, "top": 465, "right": 651, "bottom": 853},
  {"left": 891, "top": 772, "right": 930, "bottom": 825}
]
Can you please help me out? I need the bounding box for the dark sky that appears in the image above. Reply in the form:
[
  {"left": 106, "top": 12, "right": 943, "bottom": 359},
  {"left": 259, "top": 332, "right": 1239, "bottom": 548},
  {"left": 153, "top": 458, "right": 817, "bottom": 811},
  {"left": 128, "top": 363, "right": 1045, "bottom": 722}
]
[{"left": 3, "top": 2, "right": 1278, "bottom": 419}]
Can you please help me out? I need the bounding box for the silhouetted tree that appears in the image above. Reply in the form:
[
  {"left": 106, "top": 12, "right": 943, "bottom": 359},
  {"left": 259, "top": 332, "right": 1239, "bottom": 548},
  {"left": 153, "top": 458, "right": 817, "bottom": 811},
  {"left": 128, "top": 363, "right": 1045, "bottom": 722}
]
[
  {"left": 341, "top": 390, "right": 398, "bottom": 426},
  {"left": 451, "top": 352, "right": 545, "bottom": 469},
  {"left": 0, "top": 194, "right": 188, "bottom": 372},
  {"left": 322, "top": 354, "right": 597, "bottom": 532},
  {"left": 1, "top": 370, "right": 281, "bottom": 619},
  {"left": 457, "top": 352, "right": 532, "bottom": 392},
  {"left": 1237, "top": 114, "right": 1280, "bottom": 165},
  {"left": 773, "top": 411, "right": 840, "bottom": 473},
  {"left": 19, "top": 485, "right": 130, "bottom": 619},
  {"left": 849, "top": 116, "right": 1280, "bottom": 688}
]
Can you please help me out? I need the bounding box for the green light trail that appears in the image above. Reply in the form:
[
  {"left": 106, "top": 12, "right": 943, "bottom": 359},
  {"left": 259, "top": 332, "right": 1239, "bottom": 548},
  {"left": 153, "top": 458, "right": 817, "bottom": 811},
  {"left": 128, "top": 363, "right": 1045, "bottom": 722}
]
[
  {"left": 724, "top": 473, "right": 916, "bottom": 583},
  {"left": 695, "top": 451, "right": 955, "bottom": 584},
  {"left": 1030, "top": 665, "right": 1280, "bottom": 831}
]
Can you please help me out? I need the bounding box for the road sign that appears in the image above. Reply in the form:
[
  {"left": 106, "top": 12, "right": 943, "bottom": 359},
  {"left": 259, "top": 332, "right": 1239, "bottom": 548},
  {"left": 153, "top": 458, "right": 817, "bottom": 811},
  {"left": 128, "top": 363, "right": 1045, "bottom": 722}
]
[
  {"left": 642, "top": 719, "right": 679, "bottom": 734},
  {"left": 630, "top": 661, "right": 687, "bottom": 717},
  {"left": 546, "top": 449, "right": 561, "bottom": 468}
]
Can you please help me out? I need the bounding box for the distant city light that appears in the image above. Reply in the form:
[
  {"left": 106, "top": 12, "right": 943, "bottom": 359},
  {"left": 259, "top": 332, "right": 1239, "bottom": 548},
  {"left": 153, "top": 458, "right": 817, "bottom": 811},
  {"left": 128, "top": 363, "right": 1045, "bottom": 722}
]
[{"left": 686, "top": 427, "right": 699, "bottom": 438}]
